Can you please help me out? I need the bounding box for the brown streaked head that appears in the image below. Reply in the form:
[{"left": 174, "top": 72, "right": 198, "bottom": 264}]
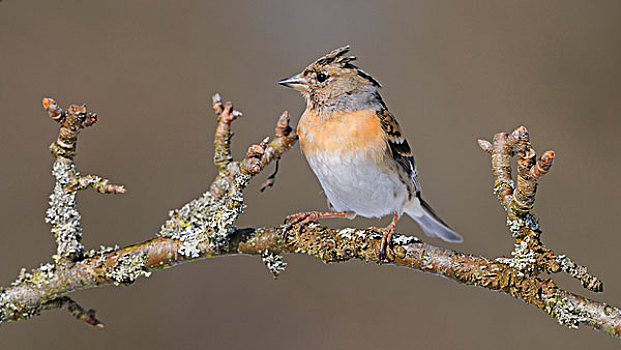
[{"left": 278, "top": 46, "right": 381, "bottom": 105}]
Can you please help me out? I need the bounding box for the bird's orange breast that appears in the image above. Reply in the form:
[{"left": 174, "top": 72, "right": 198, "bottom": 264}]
[{"left": 297, "top": 108, "right": 386, "bottom": 157}]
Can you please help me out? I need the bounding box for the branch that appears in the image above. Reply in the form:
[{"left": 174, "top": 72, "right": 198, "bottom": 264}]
[
  {"left": 0, "top": 97, "right": 618, "bottom": 340},
  {"left": 480, "top": 127, "right": 601, "bottom": 290},
  {"left": 42, "top": 98, "right": 126, "bottom": 262}
]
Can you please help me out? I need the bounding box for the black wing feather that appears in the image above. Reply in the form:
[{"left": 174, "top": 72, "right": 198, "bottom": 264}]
[{"left": 376, "top": 109, "right": 421, "bottom": 197}]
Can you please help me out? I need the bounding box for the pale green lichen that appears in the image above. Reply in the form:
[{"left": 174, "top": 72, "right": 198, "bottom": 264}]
[
  {"left": 160, "top": 192, "right": 218, "bottom": 258},
  {"left": 1, "top": 263, "right": 61, "bottom": 323},
  {"left": 261, "top": 249, "right": 287, "bottom": 278},
  {"left": 46, "top": 161, "right": 83, "bottom": 260},
  {"left": 544, "top": 293, "right": 589, "bottom": 328},
  {"left": 355, "top": 230, "right": 367, "bottom": 239},
  {"left": 11, "top": 268, "right": 32, "bottom": 287},
  {"left": 391, "top": 234, "right": 421, "bottom": 246},
  {"left": 555, "top": 255, "right": 584, "bottom": 279},
  {"left": 0, "top": 288, "right": 8, "bottom": 323},
  {"left": 210, "top": 174, "right": 248, "bottom": 246},
  {"left": 11, "top": 263, "right": 56, "bottom": 288},
  {"left": 496, "top": 241, "right": 535, "bottom": 275},
  {"left": 83, "top": 245, "right": 121, "bottom": 260},
  {"left": 0, "top": 287, "right": 39, "bottom": 322},
  {"left": 337, "top": 228, "right": 358, "bottom": 240},
  {"left": 498, "top": 213, "right": 541, "bottom": 273},
  {"left": 159, "top": 173, "right": 249, "bottom": 258},
  {"left": 105, "top": 252, "right": 151, "bottom": 286},
  {"left": 553, "top": 255, "right": 601, "bottom": 291},
  {"left": 506, "top": 212, "right": 539, "bottom": 237}
]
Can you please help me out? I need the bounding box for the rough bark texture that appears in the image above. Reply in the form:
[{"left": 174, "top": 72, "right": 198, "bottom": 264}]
[{"left": 0, "top": 96, "right": 618, "bottom": 340}]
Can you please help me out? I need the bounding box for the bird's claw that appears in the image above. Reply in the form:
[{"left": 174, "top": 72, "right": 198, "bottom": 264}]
[
  {"left": 283, "top": 211, "right": 321, "bottom": 236},
  {"left": 371, "top": 227, "right": 396, "bottom": 262}
]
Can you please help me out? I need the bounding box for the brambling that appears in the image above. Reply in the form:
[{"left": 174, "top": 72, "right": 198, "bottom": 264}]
[{"left": 279, "top": 46, "right": 462, "bottom": 258}]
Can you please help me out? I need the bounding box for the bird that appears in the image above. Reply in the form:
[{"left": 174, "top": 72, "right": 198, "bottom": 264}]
[{"left": 278, "top": 46, "right": 462, "bottom": 258}]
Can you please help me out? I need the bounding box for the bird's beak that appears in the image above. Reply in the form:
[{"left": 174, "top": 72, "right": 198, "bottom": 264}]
[{"left": 277, "top": 74, "right": 309, "bottom": 92}]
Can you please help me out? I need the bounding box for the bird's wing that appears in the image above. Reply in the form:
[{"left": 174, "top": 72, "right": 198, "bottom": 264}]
[{"left": 376, "top": 108, "right": 421, "bottom": 197}]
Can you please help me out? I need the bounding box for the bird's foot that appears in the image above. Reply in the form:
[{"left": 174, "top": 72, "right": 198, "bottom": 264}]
[
  {"left": 369, "top": 226, "right": 396, "bottom": 262},
  {"left": 283, "top": 211, "right": 348, "bottom": 236}
]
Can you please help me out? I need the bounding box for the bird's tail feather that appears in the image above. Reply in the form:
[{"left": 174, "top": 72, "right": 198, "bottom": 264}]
[{"left": 405, "top": 197, "right": 463, "bottom": 243}]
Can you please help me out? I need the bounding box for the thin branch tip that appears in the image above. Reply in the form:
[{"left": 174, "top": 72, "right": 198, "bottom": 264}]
[
  {"left": 42, "top": 97, "right": 64, "bottom": 122},
  {"left": 477, "top": 139, "right": 493, "bottom": 153}
]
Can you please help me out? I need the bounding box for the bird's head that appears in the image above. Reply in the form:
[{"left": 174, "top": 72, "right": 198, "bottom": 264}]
[{"left": 278, "top": 46, "right": 381, "bottom": 108}]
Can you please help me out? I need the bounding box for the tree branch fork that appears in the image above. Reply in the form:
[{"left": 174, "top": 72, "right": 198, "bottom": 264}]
[{"left": 0, "top": 96, "right": 619, "bottom": 339}]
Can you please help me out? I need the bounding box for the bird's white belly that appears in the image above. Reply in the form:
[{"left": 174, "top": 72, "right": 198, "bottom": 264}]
[{"left": 306, "top": 152, "right": 409, "bottom": 218}]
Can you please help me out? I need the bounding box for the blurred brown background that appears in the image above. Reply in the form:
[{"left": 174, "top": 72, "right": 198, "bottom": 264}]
[{"left": 1, "top": 1, "right": 620, "bottom": 349}]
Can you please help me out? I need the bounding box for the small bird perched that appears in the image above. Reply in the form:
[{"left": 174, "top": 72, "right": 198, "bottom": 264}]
[{"left": 278, "top": 46, "right": 462, "bottom": 258}]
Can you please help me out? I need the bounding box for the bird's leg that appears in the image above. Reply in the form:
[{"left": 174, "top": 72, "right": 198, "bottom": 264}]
[
  {"left": 372, "top": 214, "right": 399, "bottom": 261},
  {"left": 284, "top": 211, "right": 353, "bottom": 233}
]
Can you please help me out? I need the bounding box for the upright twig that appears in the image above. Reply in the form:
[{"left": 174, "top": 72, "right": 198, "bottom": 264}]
[
  {"left": 480, "top": 127, "right": 602, "bottom": 291},
  {"left": 42, "top": 98, "right": 126, "bottom": 263}
]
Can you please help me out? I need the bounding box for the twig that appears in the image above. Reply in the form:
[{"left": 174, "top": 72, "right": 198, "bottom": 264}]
[
  {"left": 260, "top": 158, "right": 279, "bottom": 192},
  {"left": 41, "top": 297, "right": 104, "bottom": 328},
  {"left": 479, "top": 126, "right": 602, "bottom": 290},
  {"left": 42, "top": 98, "right": 125, "bottom": 262}
]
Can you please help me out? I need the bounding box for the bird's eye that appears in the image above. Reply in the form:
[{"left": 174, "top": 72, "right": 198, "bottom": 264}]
[{"left": 317, "top": 72, "right": 327, "bottom": 83}]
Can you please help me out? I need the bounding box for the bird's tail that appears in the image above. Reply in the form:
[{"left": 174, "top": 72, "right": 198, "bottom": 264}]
[{"left": 404, "top": 197, "right": 463, "bottom": 243}]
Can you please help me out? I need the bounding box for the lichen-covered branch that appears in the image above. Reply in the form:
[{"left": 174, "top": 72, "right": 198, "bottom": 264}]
[
  {"left": 0, "top": 97, "right": 618, "bottom": 341},
  {"left": 2, "top": 224, "right": 619, "bottom": 337},
  {"left": 42, "top": 98, "right": 126, "bottom": 262},
  {"left": 479, "top": 127, "right": 602, "bottom": 291},
  {"left": 160, "top": 95, "right": 297, "bottom": 254}
]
